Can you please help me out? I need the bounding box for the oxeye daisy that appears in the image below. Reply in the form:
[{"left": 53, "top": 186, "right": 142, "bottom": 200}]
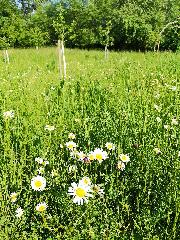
[
  {"left": 92, "top": 184, "right": 104, "bottom": 196},
  {"left": 36, "top": 202, "right": 47, "bottom": 212},
  {"left": 38, "top": 167, "right": 45, "bottom": 175},
  {"left": 119, "top": 154, "right": 130, "bottom": 163},
  {"left": 171, "top": 118, "right": 178, "bottom": 125},
  {"left": 154, "top": 148, "right": 161, "bottom": 155},
  {"left": 117, "top": 161, "right": 125, "bottom": 171},
  {"left": 42, "top": 160, "right": 49, "bottom": 166},
  {"left": 88, "top": 152, "right": 95, "bottom": 161},
  {"left": 15, "top": 207, "right": 24, "bottom": 218},
  {"left": 105, "top": 142, "right": 115, "bottom": 151},
  {"left": 31, "top": 175, "right": 46, "bottom": 191},
  {"left": 68, "top": 133, "right": 76, "bottom": 139},
  {"left": 66, "top": 141, "right": 77, "bottom": 151},
  {"left": 35, "top": 157, "right": 44, "bottom": 164},
  {"left": 79, "top": 177, "right": 91, "bottom": 186},
  {"left": 3, "top": 110, "right": 14, "bottom": 119},
  {"left": 93, "top": 148, "right": 108, "bottom": 163},
  {"left": 156, "top": 117, "right": 161, "bottom": 123},
  {"left": 10, "top": 192, "right": 17, "bottom": 203},
  {"left": 68, "top": 182, "right": 93, "bottom": 205},
  {"left": 77, "top": 151, "right": 86, "bottom": 161}
]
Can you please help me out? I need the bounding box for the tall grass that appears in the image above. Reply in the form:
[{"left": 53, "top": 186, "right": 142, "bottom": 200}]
[{"left": 0, "top": 48, "right": 179, "bottom": 239}]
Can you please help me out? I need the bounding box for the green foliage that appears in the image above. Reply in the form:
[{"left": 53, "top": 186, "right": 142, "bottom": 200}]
[
  {"left": 0, "top": 1, "right": 180, "bottom": 50},
  {"left": 0, "top": 48, "right": 180, "bottom": 239}
]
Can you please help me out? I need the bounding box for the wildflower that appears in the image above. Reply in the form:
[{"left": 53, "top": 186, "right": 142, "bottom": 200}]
[
  {"left": 164, "top": 125, "right": 170, "bottom": 130},
  {"left": 35, "top": 157, "right": 44, "bottom": 164},
  {"left": 170, "top": 86, "right": 177, "bottom": 91},
  {"left": 154, "top": 104, "right": 161, "bottom": 112},
  {"left": 68, "top": 133, "right": 76, "bottom": 139},
  {"left": 119, "top": 154, "right": 130, "bottom": 163},
  {"left": 77, "top": 151, "right": 86, "bottom": 161},
  {"left": 88, "top": 152, "right": 95, "bottom": 161},
  {"left": 93, "top": 148, "right": 108, "bottom": 163},
  {"left": 15, "top": 207, "right": 24, "bottom": 218},
  {"left": 171, "top": 118, "right": 178, "bottom": 125},
  {"left": 92, "top": 184, "right": 104, "bottom": 196},
  {"left": 68, "top": 165, "right": 77, "bottom": 173},
  {"left": 66, "top": 141, "right": 77, "bottom": 151},
  {"left": 38, "top": 167, "right": 45, "bottom": 175},
  {"left": 68, "top": 182, "right": 93, "bottom": 205},
  {"left": 36, "top": 202, "right": 47, "bottom": 212},
  {"left": 79, "top": 177, "right": 91, "bottom": 186},
  {"left": 45, "top": 125, "right": 55, "bottom": 131},
  {"left": 51, "top": 169, "right": 59, "bottom": 177},
  {"left": 154, "top": 148, "right": 161, "bottom": 155},
  {"left": 10, "top": 192, "right": 17, "bottom": 203},
  {"left": 105, "top": 142, "right": 115, "bottom": 151},
  {"left": 117, "top": 161, "right": 125, "bottom": 170},
  {"left": 60, "top": 144, "right": 63, "bottom": 148},
  {"left": 42, "top": 160, "right": 49, "bottom": 166},
  {"left": 3, "top": 110, "right": 14, "bottom": 119},
  {"left": 31, "top": 175, "right": 46, "bottom": 191},
  {"left": 178, "top": 151, "right": 180, "bottom": 157},
  {"left": 156, "top": 117, "right": 161, "bottom": 123},
  {"left": 70, "top": 149, "right": 78, "bottom": 158}
]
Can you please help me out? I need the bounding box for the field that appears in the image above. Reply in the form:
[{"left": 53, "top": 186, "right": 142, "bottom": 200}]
[{"left": 0, "top": 48, "right": 179, "bottom": 239}]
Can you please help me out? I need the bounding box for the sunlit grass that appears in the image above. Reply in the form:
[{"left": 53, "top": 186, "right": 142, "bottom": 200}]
[{"left": 0, "top": 48, "right": 179, "bottom": 239}]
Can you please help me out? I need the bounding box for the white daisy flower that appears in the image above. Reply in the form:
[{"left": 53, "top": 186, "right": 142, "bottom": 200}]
[
  {"left": 60, "top": 144, "right": 63, "bottom": 148},
  {"left": 36, "top": 202, "right": 47, "bottom": 212},
  {"left": 92, "top": 184, "right": 104, "bottom": 196},
  {"left": 154, "top": 148, "right": 161, "bottom": 154},
  {"left": 79, "top": 177, "right": 91, "bottom": 186},
  {"left": 68, "top": 182, "right": 93, "bottom": 205},
  {"left": 68, "top": 133, "right": 76, "bottom": 139},
  {"left": 15, "top": 207, "right": 24, "bottom": 218},
  {"left": 164, "top": 125, "right": 170, "bottom": 130},
  {"left": 31, "top": 175, "right": 46, "bottom": 191},
  {"left": 93, "top": 148, "right": 108, "bottom": 163},
  {"left": 35, "top": 157, "right": 44, "bottom": 164},
  {"left": 45, "top": 125, "right": 55, "bottom": 131},
  {"left": 3, "top": 110, "right": 14, "bottom": 119},
  {"left": 156, "top": 117, "right": 161, "bottom": 123},
  {"left": 154, "top": 104, "right": 161, "bottom": 112},
  {"left": 77, "top": 151, "right": 86, "bottom": 161},
  {"left": 171, "top": 118, "right": 178, "bottom": 125},
  {"left": 38, "top": 167, "right": 45, "bottom": 175},
  {"left": 119, "top": 154, "right": 130, "bottom": 163},
  {"left": 170, "top": 86, "right": 177, "bottom": 91},
  {"left": 105, "top": 142, "right": 115, "bottom": 150},
  {"left": 87, "top": 152, "right": 95, "bottom": 161},
  {"left": 66, "top": 141, "right": 77, "bottom": 151},
  {"left": 117, "top": 161, "right": 125, "bottom": 170},
  {"left": 10, "top": 192, "right": 17, "bottom": 203},
  {"left": 42, "top": 160, "right": 49, "bottom": 166}
]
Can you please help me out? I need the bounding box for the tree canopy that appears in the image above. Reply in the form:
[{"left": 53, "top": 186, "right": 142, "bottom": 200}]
[{"left": 0, "top": 0, "right": 179, "bottom": 50}]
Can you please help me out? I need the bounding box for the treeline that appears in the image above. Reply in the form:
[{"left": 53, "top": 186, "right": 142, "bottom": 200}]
[{"left": 0, "top": 0, "right": 180, "bottom": 51}]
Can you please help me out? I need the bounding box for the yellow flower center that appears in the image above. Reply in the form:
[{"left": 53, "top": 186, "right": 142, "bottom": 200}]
[
  {"left": 68, "top": 144, "right": 74, "bottom": 149},
  {"left": 76, "top": 187, "right": 86, "bottom": 198},
  {"left": 122, "top": 155, "right": 127, "bottom": 161},
  {"left": 107, "top": 144, "right": 112, "bottom": 149},
  {"left": 38, "top": 205, "right": 46, "bottom": 212},
  {"left": 35, "top": 180, "right": 43, "bottom": 188},
  {"left": 96, "top": 154, "right": 103, "bottom": 161},
  {"left": 83, "top": 179, "right": 89, "bottom": 185},
  {"left": 11, "top": 196, "right": 17, "bottom": 202},
  {"left": 89, "top": 154, "right": 94, "bottom": 161}
]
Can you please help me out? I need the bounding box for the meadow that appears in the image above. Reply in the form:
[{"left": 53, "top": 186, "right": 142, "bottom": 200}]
[{"left": 0, "top": 48, "right": 179, "bottom": 239}]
